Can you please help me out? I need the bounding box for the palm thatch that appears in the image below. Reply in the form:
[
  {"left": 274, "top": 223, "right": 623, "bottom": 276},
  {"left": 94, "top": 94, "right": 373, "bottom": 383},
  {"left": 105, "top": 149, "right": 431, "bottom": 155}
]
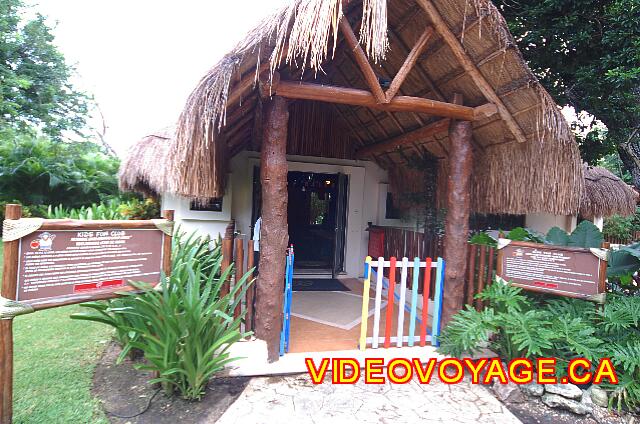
[
  {"left": 118, "top": 127, "right": 172, "bottom": 197},
  {"left": 165, "top": 0, "right": 583, "bottom": 215},
  {"left": 579, "top": 165, "right": 639, "bottom": 219}
]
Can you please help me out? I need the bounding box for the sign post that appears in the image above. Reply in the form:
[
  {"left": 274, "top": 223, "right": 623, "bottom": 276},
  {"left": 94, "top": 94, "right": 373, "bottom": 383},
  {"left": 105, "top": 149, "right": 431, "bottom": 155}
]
[
  {"left": 0, "top": 205, "right": 173, "bottom": 423},
  {"left": 496, "top": 240, "right": 607, "bottom": 302},
  {"left": 1, "top": 204, "right": 21, "bottom": 424}
]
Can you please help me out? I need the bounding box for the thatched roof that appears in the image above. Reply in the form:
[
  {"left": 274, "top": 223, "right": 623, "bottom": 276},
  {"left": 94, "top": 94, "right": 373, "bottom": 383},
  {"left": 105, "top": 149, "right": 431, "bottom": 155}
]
[
  {"left": 118, "top": 127, "right": 172, "bottom": 197},
  {"left": 579, "top": 165, "right": 639, "bottom": 219},
  {"left": 162, "top": 0, "right": 583, "bottom": 215}
]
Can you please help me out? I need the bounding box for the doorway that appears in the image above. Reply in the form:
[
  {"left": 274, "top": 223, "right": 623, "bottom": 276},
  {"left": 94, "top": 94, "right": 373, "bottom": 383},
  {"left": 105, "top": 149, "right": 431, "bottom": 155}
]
[{"left": 287, "top": 171, "right": 348, "bottom": 276}]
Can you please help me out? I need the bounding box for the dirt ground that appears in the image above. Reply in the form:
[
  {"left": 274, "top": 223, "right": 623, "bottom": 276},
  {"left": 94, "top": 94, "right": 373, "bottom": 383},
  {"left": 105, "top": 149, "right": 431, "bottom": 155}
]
[
  {"left": 505, "top": 396, "right": 630, "bottom": 424},
  {"left": 92, "top": 342, "right": 250, "bottom": 424}
]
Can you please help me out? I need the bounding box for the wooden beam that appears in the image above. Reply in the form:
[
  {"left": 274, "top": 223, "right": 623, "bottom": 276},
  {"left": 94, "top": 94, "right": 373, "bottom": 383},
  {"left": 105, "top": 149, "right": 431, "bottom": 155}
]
[
  {"left": 333, "top": 56, "right": 399, "bottom": 137},
  {"left": 339, "top": 17, "right": 387, "bottom": 104},
  {"left": 356, "top": 118, "right": 449, "bottom": 158},
  {"left": 332, "top": 63, "right": 392, "bottom": 138},
  {"left": 259, "top": 71, "right": 280, "bottom": 99},
  {"left": 255, "top": 96, "right": 289, "bottom": 363},
  {"left": 275, "top": 81, "right": 492, "bottom": 121},
  {"left": 385, "top": 27, "right": 434, "bottom": 101},
  {"left": 226, "top": 62, "right": 270, "bottom": 108},
  {"left": 416, "top": 0, "right": 527, "bottom": 143}
]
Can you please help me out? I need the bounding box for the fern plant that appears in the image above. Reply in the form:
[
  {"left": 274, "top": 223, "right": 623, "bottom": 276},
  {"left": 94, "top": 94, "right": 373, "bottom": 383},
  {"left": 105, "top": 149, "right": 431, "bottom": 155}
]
[{"left": 439, "top": 281, "right": 640, "bottom": 411}]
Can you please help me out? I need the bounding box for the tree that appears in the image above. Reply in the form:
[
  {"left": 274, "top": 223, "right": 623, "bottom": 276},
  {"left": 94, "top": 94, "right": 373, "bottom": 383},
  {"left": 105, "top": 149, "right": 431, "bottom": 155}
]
[
  {"left": 0, "top": 129, "right": 120, "bottom": 209},
  {"left": 0, "top": 0, "right": 89, "bottom": 138},
  {"left": 495, "top": 0, "right": 640, "bottom": 187}
]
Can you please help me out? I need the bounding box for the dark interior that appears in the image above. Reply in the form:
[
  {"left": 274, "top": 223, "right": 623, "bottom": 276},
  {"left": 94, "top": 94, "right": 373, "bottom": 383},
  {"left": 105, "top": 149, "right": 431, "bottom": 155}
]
[{"left": 287, "top": 172, "right": 339, "bottom": 270}]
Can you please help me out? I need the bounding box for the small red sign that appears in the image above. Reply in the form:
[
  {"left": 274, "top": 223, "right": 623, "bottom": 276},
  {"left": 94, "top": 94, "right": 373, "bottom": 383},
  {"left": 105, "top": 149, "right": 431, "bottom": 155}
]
[{"left": 73, "top": 279, "right": 124, "bottom": 293}]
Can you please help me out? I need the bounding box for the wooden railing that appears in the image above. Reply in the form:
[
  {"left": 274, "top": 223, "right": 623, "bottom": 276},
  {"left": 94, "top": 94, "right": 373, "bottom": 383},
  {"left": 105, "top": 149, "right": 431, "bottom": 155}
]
[
  {"left": 466, "top": 243, "right": 497, "bottom": 310},
  {"left": 378, "top": 227, "right": 444, "bottom": 262},
  {"left": 369, "top": 226, "right": 444, "bottom": 299},
  {"left": 605, "top": 231, "right": 640, "bottom": 245},
  {"left": 221, "top": 231, "right": 256, "bottom": 334}
]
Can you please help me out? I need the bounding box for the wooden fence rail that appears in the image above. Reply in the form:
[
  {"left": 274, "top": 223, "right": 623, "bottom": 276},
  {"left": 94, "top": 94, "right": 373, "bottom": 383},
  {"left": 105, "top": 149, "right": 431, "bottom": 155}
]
[
  {"left": 369, "top": 226, "right": 444, "bottom": 299},
  {"left": 221, "top": 235, "right": 256, "bottom": 334},
  {"left": 466, "top": 244, "right": 496, "bottom": 310},
  {"left": 605, "top": 231, "right": 640, "bottom": 245}
]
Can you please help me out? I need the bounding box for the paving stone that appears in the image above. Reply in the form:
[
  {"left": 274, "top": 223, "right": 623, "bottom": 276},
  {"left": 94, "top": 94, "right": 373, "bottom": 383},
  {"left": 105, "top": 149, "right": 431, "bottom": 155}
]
[{"left": 215, "top": 374, "right": 522, "bottom": 424}]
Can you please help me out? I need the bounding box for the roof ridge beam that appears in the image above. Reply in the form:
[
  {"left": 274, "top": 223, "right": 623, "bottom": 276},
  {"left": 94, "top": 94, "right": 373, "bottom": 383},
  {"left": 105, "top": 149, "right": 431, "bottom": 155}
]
[{"left": 416, "top": 0, "right": 527, "bottom": 143}]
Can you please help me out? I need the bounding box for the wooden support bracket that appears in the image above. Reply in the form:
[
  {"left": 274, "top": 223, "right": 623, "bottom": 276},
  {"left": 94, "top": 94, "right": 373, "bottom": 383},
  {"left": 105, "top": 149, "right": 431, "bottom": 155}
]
[
  {"left": 385, "top": 27, "right": 434, "bottom": 101},
  {"left": 339, "top": 17, "right": 387, "bottom": 104},
  {"left": 416, "top": 0, "right": 527, "bottom": 143}
]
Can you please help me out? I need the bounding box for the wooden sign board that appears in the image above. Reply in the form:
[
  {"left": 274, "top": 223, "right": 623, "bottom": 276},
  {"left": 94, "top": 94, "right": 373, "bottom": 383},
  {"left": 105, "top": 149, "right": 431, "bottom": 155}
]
[
  {"left": 17, "top": 228, "right": 165, "bottom": 305},
  {"left": 1, "top": 205, "right": 173, "bottom": 424},
  {"left": 496, "top": 240, "right": 606, "bottom": 301}
]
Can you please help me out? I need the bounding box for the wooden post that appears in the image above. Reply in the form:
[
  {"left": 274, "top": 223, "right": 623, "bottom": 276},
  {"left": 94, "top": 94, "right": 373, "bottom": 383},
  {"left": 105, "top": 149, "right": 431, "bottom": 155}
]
[
  {"left": 161, "top": 210, "right": 174, "bottom": 277},
  {"left": 255, "top": 96, "right": 289, "bottom": 362},
  {"left": 246, "top": 240, "right": 255, "bottom": 334},
  {"left": 220, "top": 221, "right": 235, "bottom": 298},
  {"left": 441, "top": 107, "right": 473, "bottom": 327},
  {"left": 466, "top": 244, "right": 477, "bottom": 306},
  {"left": 234, "top": 239, "right": 244, "bottom": 320},
  {"left": 1, "top": 204, "right": 22, "bottom": 424},
  {"left": 475, "top": 246, "right": 487, "bottom": 311}
]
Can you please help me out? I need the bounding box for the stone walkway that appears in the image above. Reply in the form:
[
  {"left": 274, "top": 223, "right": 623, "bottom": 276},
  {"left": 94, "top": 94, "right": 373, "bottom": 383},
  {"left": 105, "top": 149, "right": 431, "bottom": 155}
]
[{"left": 216, "top": 373, "right": 521, "bottom": 424}]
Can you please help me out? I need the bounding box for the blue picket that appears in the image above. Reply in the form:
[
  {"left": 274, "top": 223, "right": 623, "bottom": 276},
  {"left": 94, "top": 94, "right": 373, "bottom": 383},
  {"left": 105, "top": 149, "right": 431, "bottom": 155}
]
[
  {"left": 431, "top": 257, "right": 446, "bottom": 347},
  {"left": 279, "top": 247, "right": 294, "bottom": 356}
]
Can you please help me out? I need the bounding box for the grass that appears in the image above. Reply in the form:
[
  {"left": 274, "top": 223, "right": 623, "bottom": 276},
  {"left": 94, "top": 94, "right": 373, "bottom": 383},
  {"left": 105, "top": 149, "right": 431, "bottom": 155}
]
[{"left": 1, "top": 243, "right": 113, "bottom": 423}]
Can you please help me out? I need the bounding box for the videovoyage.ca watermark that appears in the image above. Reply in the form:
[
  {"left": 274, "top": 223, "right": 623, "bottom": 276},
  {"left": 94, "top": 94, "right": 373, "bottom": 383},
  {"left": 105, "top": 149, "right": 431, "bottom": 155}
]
[{"left": 305, "top": 357, "right": 619, "bottom": 385}]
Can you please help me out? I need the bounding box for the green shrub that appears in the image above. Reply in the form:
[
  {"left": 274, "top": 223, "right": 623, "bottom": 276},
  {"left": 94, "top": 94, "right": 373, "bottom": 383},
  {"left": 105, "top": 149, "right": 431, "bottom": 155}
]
[
  {"left": 118, "top": 256, "right": 252, "bottom": 400},
  {"left": 604, "top": 207, "right": 640, "bottom": 242},
  {"left": 117, "top": 197, "right": 160, "bottom": 220},
  {"left": 468, "top": 226, "right": 545, "bottom": 247},
  {"left": 45, "top": 197, "right": 160, "bottom": 221},
  {"left": 439, "top": 280, "right": 640, "bottom": 411},
  {"left": 47, "top": 199, "right": 125, "bottom": 220},
  {"left": 0, "top": 133, "right": 119, "bottom": 208},
  {"left": 72, "top": 231, "right": 220, "bottom": 351}
]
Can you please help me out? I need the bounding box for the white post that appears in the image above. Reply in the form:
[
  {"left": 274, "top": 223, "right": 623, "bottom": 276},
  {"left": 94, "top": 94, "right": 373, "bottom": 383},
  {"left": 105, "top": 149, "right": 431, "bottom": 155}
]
[{"left": 593, "top": 216, "right": 604, "bottom": 231}]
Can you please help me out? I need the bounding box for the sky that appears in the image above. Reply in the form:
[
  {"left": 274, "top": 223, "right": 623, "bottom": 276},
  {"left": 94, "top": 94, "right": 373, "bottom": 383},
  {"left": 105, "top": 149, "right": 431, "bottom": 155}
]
[{"left": 27, "top": 0, "right": 290, "bottom": 156}]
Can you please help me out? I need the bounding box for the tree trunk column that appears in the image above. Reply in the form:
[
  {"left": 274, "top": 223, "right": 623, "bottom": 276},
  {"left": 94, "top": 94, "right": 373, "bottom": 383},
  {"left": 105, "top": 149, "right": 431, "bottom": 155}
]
[
  {"left": 441, "top": 119, "right": 473, "bottom": 327},
  {"left": 255, "top": 96, "right": 289, "bottom": 362}
]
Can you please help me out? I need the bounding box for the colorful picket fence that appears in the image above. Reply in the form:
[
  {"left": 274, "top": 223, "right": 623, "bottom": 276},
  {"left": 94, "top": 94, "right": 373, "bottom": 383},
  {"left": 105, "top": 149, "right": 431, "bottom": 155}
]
[
  {"left": 359, "top": 256, "right": 445, "bottom": 350},
  {"left": 279, "top": 246, "right": 295, "bottom": 356}
]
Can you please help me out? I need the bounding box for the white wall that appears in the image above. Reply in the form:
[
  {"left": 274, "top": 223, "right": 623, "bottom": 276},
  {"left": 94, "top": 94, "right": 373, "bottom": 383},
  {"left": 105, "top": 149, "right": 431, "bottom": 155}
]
[
  {"left": 161, "top": 182, "right": 233, "bottom": 242},
  {"left": 162, "top": 151, "right": 391, "bottom": 278},
  {"left": 525, "top": 213, "right": 577, "bottom": 235}
]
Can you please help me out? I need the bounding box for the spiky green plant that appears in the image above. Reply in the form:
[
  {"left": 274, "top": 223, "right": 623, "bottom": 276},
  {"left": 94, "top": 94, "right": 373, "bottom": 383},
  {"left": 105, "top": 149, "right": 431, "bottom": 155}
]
[
  {"left": 117, "top": 256, "right": 253, "bottom": 400},
  {"left": 71, "top": 229, "right": 250, "bottom": 400}
]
